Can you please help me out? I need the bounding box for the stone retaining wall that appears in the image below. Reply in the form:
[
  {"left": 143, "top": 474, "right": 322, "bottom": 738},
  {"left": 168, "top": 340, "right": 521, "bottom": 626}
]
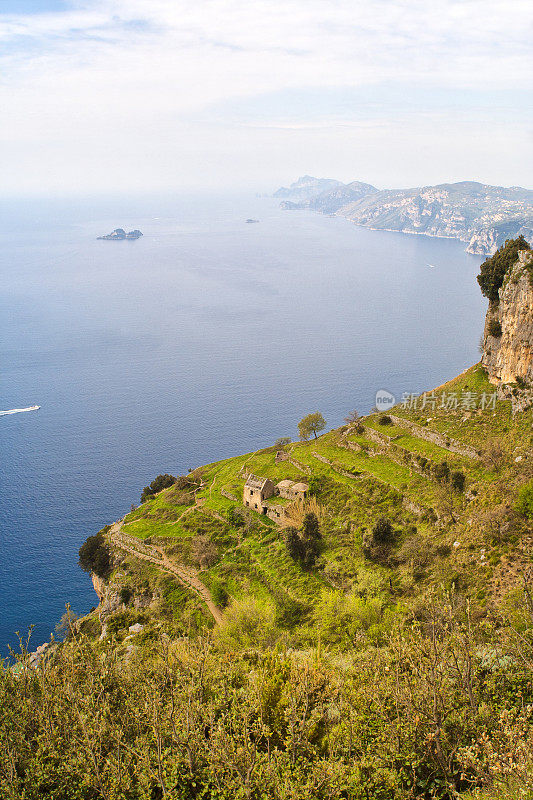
[
  {"left": 389, "top": 415, "right": 480, "bottom": 459},
  {"left": 220, "top": 489, "right": 239, "bottom": 502}
]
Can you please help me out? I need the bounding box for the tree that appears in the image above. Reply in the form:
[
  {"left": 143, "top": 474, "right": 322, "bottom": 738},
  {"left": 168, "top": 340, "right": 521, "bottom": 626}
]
[
  {"left": 298, "top": 412, "right": 326, "bottom": 441},
  {"left": 344, "top": 410, "right": 360, "bottom": 425},
  {"left": 78, "top": 533, "right": 111, "bottom": 579},
  {"left": 301, "top": 512, "right": 321, "bottom": 569},
  {"left": 140, "top": 473, "right": 176, "bottom": 503},
  {"left": 283, "top": 526, "right": 303, "bottom": 561},
  {"left": 274, "top": 437, "right": 291, "bottom": 448},
  {"left": 283, "top": 514, "right": 321, "bottom": 569},
  {"left": 477, "top": 236, "right": 530, "bottom": 303}
]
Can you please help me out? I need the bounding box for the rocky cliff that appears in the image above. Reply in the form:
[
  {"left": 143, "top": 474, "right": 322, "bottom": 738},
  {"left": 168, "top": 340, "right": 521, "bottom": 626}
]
[{"left": 482, "top": 249, "right": 533, "bottom": 387}]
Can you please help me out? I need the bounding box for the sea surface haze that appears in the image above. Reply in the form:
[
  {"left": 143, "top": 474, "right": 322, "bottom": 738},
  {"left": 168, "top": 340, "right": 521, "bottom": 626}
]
[{"left": 0, "top": 193, "right": 486, "bottom": 656}]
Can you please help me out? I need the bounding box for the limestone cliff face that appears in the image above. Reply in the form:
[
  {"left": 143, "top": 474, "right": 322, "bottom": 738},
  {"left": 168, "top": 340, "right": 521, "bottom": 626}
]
[{"left": 482, "top": 250, "right": 533, "bottom": 385}]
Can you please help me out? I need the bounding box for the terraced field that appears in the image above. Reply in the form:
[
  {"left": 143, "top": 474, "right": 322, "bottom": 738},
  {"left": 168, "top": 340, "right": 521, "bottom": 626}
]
[{"left": 112, "top": 364, "right": 532, "bottom": 621}]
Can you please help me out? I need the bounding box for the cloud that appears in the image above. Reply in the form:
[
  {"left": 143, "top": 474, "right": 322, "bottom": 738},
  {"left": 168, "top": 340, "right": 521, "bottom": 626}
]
[{"left": 0, "top": 0, "right": 531, "bottom": 193}]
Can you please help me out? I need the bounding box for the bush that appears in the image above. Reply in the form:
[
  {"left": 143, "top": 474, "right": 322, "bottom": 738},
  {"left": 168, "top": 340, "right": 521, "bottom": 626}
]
[
  {"left": 372, "top": 517, "right": 394, "bottom": 543},
  {"left": 307, "top": 475, "right": 322, "bottom": 496},
  {"left": 433, "top": 460, "right": 450, "bottom": 483},
  {"left": 119, "top": 587, "right": 133, "bottom": 605},
  {"left": 140, "top": 474, "right": 176, "bottom": 503},
  {"left": 451, "top": 470, "right": 466, "bottom": 493},
  {"left": 227, "top": 506, "right": 245, "bottom": 528},
  {"left": 283, "top": 514, "right": 321, "bottom": 570},
  {"left": 210, "top": 581, "right": 229, "bottom": 608},
  {"left": 516, "top": 479, "right": 533, "bottom": 519},
  {"left": 274, "top": 437, "right": 291, "bottom": 448},
  {"left": 78, "top": 533, "right": 111, "bottom": 579},
  {"left": 477, "top": 235, "right": 530, "bottom": 302},
  {"left": 488, "top": 318, "right": 502, "bottom": 337},
  {"left": 378, "top": 415, "right": 393, "bottom": 426}
]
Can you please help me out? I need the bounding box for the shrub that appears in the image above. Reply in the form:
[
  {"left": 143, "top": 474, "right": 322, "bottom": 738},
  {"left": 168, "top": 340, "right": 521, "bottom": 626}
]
[
  {"left": 191, "top": 534, "right": 218, "bottom": 569},
  {"left": 516, "top": 479, "right": 533, "bottom": 519},
  {"left": 275, "top": 597, "right": 308, "bottom": 628},
  {"left": 433, "top": 460, "right": 450, "bottom": 483},
  {"left": 210, "top": 581, "right": 229, "bottom": 608},
  {"left": 488, "top": 318, "right": 502, "bottom": 337},
  {"left": 372, "top": 517, "right": 394, "bottom": 543},
  {"left": 283, "top": 514, "right": 321, "bottom": 569},
  {"left": 78, "top": 533, "right": 111, "bottom": 579},
  {"left": 477, "top": 235, "right": 530, "bottom": 302},
  {"left": 451, "top": 470, "right": 466, "bottom": 493},
  {"left": 274, "top": 436, "right": 291, "bottom": 448},
  {"left": 140, "top": 473, "right": 177, "bottom": 503},
  {"left": 227, "top": 506, "right": 245, "bottom": 528},
  {"left": 378, "top": 415, "right": 392, "bottom": 426},
  {"left": 119, "top": 587, "right": 133, "bottom": 605},
  {"left": 307, "top": 475, "right": 322, "bottom": 496},
  {"left": 214, "top": 598, "right": 279, "bottom": 650}
]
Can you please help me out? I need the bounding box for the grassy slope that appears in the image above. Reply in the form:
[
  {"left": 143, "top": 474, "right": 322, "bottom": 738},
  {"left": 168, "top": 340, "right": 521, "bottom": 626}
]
[{"left": 111, "top": 363, "right": 532, "bottom": 626}]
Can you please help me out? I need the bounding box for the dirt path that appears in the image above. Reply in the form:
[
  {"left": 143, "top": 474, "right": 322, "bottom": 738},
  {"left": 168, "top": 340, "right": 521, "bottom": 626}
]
[{"left": 107, "top": 522, "right": 224, "bottom": 624}]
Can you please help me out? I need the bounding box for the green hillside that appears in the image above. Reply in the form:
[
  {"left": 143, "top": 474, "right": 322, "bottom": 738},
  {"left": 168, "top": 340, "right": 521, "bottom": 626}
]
[
  {"left": 104, "top": 363, "right": 531, "bottom": 632},
  {"left": 4, "top": 243, "right": 533, "bottom": 800}
]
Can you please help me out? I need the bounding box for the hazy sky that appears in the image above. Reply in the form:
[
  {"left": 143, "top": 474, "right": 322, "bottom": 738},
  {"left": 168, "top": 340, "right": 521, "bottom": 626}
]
[{"left": 1, "top": 0, "right": 532, "bottom": 195}]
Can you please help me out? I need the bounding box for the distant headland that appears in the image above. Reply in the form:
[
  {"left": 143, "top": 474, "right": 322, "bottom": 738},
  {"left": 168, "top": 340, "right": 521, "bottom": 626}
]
[
  {"left": 97, "top": 228, "right": 143, "bottom": 240},
  {"left": 274, "top": 175, "right": 533, "bottom": 255}
]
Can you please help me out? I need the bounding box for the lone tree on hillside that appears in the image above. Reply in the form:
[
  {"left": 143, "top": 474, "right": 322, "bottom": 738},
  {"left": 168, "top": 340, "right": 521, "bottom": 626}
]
[
  {"left": 298, "top": 412, "right": 326, "bottom": 441},
  {"left": 344, "top": 409, "right": 360, "bottom": 425}
]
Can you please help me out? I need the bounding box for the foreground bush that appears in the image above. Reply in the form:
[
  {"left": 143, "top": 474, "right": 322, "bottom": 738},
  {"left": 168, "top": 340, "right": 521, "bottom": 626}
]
[{"left": 2, "top": 590, "right": 533, "bottom": 800}]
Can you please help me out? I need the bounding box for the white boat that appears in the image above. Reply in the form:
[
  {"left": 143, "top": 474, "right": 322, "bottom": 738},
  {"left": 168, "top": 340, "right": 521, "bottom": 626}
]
[{"left": 0, "top": 405, "right": 41, "bottom": 415}]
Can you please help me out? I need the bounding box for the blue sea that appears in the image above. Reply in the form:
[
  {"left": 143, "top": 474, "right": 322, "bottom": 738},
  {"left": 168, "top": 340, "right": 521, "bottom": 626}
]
[{"left": 0, "top": 194, "right": 486, "bottom": 656}]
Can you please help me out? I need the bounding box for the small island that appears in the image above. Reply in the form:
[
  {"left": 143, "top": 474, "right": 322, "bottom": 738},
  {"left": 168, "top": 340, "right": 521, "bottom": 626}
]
[
  {"left": 97, "top": 228, "right": 143, "bottom": 240},
  {"left": 245, "top": 218, "right": 259, "bottom": 223}
]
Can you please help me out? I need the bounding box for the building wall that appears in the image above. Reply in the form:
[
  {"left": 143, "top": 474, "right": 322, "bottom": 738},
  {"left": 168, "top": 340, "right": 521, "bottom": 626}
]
[
  {"left": 277, "top": 485, "right": 307, "bottom": 501},
  {"left": 265, "top": 506, "right": 287, "bottom": 523},
  {"left": 243, "top": 479, "right": 275, "bottom": 510}
]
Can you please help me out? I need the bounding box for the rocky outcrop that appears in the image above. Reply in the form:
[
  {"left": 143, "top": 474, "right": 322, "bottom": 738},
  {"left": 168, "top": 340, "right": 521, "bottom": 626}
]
[
  {"left": 482, "top": 250, "right": 533, "bottom": 387},
  {"left": 97, "top": 228, "right": 143, "bottom": 240},
  {"left": 91, "top": 573, "right": 123, "bottom": 616}
]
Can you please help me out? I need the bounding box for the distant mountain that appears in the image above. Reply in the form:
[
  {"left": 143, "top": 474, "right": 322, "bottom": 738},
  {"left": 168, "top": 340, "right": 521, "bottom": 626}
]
[
  {"left": 275, "top": 177, "right": 533, "bottom": 255},
  {"left": 273, "top": 175, "right": 343, "bottom": 202}
]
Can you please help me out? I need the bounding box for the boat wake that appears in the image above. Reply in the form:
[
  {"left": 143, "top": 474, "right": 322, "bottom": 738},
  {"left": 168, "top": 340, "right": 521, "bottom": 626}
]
[{"left": 0, "top": 405, "right": 40, "bottom": 416}]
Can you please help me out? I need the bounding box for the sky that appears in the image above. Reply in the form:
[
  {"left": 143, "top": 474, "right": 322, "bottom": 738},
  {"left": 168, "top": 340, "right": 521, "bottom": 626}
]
[{"left": 0, "top": 0, "right": 532, "bottom": 195}]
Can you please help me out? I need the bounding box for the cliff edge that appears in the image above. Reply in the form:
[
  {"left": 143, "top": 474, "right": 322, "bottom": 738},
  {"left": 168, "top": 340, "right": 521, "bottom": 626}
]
[{"left": 481, "top": 246, "right": 533, "bottom": 387}]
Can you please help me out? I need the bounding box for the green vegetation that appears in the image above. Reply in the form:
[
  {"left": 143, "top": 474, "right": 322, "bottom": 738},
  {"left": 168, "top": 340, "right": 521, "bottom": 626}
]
[
  {"left": 297, "top": 411, "right": 326, "bottom": 440},
  {"left": 516, "top": 478, "right": 533, "bottom": 519},
  {"left": 487, "top": 318, "right": 502, "bottom": 337},
  {"left": 78, "top": 531, "right": 111, "bottom": 579},
  {"left": 140, "top": 472, "right": 177, "bottom": 503},
  {"left": 7, "top": 347, "right": 533, "bottom": 799},
  {"left": 476, "top": 235, "right": 530, "bottom": 302}
]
